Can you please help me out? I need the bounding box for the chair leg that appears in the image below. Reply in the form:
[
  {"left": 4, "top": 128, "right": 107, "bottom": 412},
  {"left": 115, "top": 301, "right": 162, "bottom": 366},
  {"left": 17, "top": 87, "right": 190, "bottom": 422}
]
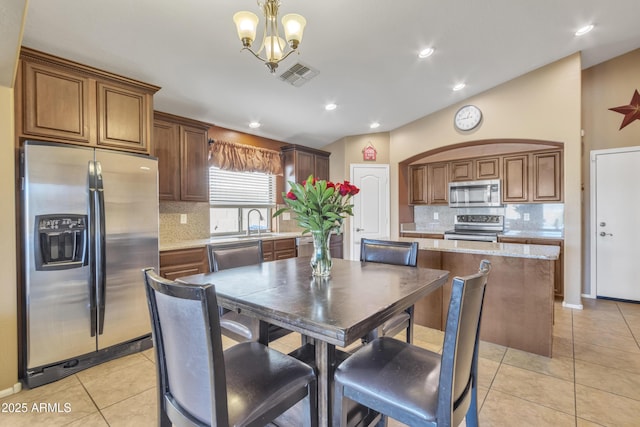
[
  {"left": 302, "top": 378, "right": 318, "bottom": 427},
  {"left": 406, "top": 305, "right": 415, "bottom": 344},
  {"left": 465, "top": 382, "right": 479, "bottom": 427},
  {"left": 332, "top": 383, "right": 349, "bottom": 427}
]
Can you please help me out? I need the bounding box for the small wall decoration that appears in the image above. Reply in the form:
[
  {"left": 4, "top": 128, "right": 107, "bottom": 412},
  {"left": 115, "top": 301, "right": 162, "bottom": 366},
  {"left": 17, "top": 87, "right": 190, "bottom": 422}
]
[
  {"left": 609, "top": 89, "right": 640, "bottom": 130},
  {"left": 362, "top": 143, "right": 377, "bottom": 161}
]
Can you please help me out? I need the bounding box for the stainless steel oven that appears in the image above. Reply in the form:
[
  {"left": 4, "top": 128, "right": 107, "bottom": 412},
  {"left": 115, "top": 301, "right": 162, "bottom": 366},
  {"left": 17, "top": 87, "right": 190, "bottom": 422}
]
[{"left": 443, "top": 214, "right": 504, "bottom": 242}]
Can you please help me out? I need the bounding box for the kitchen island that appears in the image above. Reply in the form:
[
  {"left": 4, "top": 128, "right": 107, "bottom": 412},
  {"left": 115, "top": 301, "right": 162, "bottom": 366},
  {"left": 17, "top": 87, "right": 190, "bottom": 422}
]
[{"left": 400, "top": 237, "right": 560, "bottom": 357}]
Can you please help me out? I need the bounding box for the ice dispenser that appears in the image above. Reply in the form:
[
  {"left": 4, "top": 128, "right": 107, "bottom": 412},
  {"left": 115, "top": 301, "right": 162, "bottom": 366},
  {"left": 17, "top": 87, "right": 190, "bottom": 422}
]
[{"left": 34, "top": 214, "right": 88, "bottom": 270}]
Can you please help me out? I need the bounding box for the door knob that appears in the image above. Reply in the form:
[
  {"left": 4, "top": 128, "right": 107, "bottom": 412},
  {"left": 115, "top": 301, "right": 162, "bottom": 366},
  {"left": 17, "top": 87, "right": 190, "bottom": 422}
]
[
  {"left": 355, "top": 228, "right": 364, "bottom": 232},
  {"left": 599, "top": 232, "right": 613, "bottom": 237},
  {"left": 599, "top": 222, "right": 606, "bottom": 227}
]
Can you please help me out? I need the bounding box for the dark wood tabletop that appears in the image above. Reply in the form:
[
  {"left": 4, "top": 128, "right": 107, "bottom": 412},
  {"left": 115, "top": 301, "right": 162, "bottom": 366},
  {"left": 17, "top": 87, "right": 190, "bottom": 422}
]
[{"left": 178, "top": 257, "right": 449, "bottom": 347}]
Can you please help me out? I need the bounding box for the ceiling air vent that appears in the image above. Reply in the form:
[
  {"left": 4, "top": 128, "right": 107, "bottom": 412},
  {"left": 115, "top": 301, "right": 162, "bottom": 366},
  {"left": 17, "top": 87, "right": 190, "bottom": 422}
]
[{"left": 278, "top": 63, "right": 319, "bottom": 87}]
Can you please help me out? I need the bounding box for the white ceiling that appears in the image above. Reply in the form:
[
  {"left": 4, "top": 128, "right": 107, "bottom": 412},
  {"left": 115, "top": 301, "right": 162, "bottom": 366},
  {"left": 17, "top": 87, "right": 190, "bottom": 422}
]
[{"left": 15, "top": 0, "right": 640, "bottom": 148}]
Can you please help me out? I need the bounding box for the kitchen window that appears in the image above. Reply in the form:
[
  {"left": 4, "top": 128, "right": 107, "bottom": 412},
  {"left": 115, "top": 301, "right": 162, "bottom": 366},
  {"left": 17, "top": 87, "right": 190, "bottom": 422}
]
[{"left": 209, "top": 167, "right": 276, "bottom": 235}]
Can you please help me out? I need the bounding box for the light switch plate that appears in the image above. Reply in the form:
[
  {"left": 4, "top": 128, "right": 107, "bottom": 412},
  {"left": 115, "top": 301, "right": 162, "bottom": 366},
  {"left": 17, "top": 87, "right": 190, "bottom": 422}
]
[
  {"left": 180, "top": 214, "right": 187, "bottom": 224},
  {"left": 433, "top": 212, "right": 439, "bottom": 220},
  {"left": 283, "top": 212, "right": 291, "bottom": 220},
  {"left": 523, "top": 213, "right": 530, "bottom": 221}
]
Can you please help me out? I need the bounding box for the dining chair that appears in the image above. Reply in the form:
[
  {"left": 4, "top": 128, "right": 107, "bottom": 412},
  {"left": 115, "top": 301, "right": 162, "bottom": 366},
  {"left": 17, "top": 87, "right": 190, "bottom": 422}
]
[
  {"left": 359, "top": 238, "right": 419, "bottom": 343},
  {"left": 206, "top": 240, "right": 292, "bottom": 343},
  {"left": 143, "top": 268, "right": 317, "bottom": 427},
  {"left": 333, "top": 260, "right": 491, "bottom": 427}
]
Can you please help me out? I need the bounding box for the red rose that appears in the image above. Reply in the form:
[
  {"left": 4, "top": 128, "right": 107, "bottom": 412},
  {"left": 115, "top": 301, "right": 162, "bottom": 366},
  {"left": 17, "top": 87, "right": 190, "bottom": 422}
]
[
  {"left": 349, "top": 185, "right": 360, "bottom": 195},
  {"left": 337, "top": 183, "right": 349, "bottom": 196},
  {"left": 327, "top": 181, "right": 335, "bottom": 189},
  {"left": 286, "top": 191, "right": 297, "bottom": 200}
]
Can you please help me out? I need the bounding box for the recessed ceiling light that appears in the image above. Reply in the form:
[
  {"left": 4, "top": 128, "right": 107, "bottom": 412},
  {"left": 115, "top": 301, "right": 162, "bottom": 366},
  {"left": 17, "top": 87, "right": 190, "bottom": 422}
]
[
  {"left": 249, "top": 121, "right": 261, "bottom": 129},
  {"left": 370, "top": 122, "right": 380, "bottom": 129},
  {"left": 325, "top": 103, "right": 337, "bottom": 111},
  {"left": 418, "top": 47, "right": 435, "bottom": 59},
  {"left": 452, "top": 83, "right": 466, "bottom": 91},
  {"left": 575, "top": 24, "right": 594, "bottom": 37}
]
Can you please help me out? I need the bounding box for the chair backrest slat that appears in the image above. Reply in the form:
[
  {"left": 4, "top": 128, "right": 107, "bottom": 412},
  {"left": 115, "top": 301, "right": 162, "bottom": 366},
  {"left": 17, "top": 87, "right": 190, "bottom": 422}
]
[{"left": 360, "top": 239, "right": 418, "bottom": 267}]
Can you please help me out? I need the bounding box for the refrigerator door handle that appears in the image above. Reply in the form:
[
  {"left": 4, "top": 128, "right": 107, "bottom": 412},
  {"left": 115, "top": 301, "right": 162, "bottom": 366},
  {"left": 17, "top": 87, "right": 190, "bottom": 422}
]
[
  {"left": 88, "top": 161, "right": 97, "bottom": 337},
  {"left": 95, "top": 161, "right": 107, "bottom": 335}
]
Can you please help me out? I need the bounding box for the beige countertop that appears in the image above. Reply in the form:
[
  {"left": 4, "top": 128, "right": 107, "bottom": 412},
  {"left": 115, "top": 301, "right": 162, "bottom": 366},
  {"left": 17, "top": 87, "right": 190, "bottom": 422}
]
[
  {"left": 398, "top": 237, "right": 560, "bottom": 260},
  {"left": 400, "top": 225, "right": 563, "bottom": 240},
  {"left": 160, "top": 232, "right": 303, "bottom": 252}
]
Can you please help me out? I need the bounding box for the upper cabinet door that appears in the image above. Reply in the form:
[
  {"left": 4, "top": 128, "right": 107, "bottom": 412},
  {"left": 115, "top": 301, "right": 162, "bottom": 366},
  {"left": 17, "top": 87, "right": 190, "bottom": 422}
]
[
  {"left": 475, "top": 157, "right": 500, "bottom": 179},
  {"left": 97, "top": 82, "right": 150, "bottom": 152},
  {"left": 153, "top": 119, "right": 180, "bottom": 201},
  {"left": 409, "top": 165, "right": 427, "bottom": 205},
  {"left": 180, "top": 125, "right": 209, "bottom": 202},
  {"left": 428, "top": 163, "right": 449, "bottom": 204},
  {"left": 503, "top": 154, "right": 528, "bottom": 202},
  {"left": 450, "top": 160, "right": 473, "bottom": 181},
  {"left": 532, "top": 151, "right": 562, "bottom": 202},
  {"left": 22, "top": 61, "right": 93, "bottom": 144}
]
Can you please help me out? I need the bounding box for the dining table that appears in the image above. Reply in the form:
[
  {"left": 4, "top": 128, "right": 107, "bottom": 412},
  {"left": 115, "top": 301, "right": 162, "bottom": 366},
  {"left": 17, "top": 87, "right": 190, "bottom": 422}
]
[{"left": 178, "top": 257, "right": 449, "bottom": 426}]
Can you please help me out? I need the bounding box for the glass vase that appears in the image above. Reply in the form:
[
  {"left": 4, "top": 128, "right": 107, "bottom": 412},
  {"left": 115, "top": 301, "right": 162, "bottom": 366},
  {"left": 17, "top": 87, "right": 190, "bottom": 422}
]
[{"left": 310, "top": 230, "right": 332, "bottom": 277}]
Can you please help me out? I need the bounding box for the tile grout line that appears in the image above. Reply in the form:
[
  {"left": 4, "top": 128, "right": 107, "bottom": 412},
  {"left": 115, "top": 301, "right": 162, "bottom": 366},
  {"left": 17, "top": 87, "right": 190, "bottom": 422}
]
[
  {"left": 73, "top": 373, "right": 110, "bottom": 427},
  {"left": 617, "top": 302, "right": 640, "bottom": 351}
]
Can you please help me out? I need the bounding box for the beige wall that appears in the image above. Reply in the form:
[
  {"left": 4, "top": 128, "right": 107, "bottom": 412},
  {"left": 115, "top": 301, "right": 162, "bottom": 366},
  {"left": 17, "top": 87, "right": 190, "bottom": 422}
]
[
  {"left": 581, "top": 48, "right": 640, "bottom": 294},
  {"left": 0, "top": 86, "right": 18, "bottom": 393},
  {"left": 0, "top": 0, "right": 26, "bottom": 394},
  {"left": 326, "top": 54, "right": 580, "bottom": 306}
]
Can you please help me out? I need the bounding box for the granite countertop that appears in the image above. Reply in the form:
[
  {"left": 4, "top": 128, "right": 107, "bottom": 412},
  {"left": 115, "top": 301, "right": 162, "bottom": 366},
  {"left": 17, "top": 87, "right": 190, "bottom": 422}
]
[
  {"left": 160, "top": 232, "right": 303, "bottom": 251},
  {"left": 400, "top": 223, "right": 563, "bottom": 240},
  {"left": 398, "top": 237, "right": 560, "bottom": 260}
]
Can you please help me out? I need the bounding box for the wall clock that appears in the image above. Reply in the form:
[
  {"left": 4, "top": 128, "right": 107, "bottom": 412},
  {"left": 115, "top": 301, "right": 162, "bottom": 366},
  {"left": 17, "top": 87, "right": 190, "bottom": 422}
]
[{"left": 454, "top": 105, "right": 482, "bottom": 131}]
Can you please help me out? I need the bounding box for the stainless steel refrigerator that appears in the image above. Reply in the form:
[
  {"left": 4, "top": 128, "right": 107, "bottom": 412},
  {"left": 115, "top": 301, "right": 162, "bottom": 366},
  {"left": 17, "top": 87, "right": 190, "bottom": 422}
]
[{"left": 20, "top": 140, "right": 159, "bottom": 388}]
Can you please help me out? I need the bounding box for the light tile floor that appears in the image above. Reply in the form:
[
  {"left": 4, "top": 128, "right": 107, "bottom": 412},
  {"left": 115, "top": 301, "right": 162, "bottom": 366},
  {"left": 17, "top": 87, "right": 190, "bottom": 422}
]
[{"left": 1, "top": 298, "right": 639, "bottom": 426}]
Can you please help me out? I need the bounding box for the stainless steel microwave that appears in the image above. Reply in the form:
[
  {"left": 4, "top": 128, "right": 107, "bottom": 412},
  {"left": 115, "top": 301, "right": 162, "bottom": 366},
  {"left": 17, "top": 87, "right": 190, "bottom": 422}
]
[{"left": 448, "top": 179, "right": 502, "bottom": 208}]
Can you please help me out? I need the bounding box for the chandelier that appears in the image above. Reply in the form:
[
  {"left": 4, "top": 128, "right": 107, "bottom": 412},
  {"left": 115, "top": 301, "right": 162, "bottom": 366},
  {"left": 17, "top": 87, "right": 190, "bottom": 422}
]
[{"left": 233, "top": 0, "right": 307, "bottom": 73}]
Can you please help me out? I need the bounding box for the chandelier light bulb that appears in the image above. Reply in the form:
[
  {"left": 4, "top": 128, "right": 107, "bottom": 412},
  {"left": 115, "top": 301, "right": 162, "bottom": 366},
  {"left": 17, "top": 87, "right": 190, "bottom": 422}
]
[{"left": 233, "top": 11, "right": 259, "bottom": 47}]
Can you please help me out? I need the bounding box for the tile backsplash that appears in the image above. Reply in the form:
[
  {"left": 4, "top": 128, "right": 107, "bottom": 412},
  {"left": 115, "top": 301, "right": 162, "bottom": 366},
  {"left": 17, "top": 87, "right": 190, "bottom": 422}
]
[
  {"left": 159, "top": 201, "right": 210, "bottom": 244},
  {"left": 413, "top": 204, "right": 564, "bottom": 233}
]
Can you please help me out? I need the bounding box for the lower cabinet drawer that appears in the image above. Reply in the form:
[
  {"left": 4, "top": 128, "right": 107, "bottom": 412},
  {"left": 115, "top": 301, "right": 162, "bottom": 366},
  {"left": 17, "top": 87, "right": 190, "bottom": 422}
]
[{"left": 159, "top": 247, "right": 208, "bottom": 279}]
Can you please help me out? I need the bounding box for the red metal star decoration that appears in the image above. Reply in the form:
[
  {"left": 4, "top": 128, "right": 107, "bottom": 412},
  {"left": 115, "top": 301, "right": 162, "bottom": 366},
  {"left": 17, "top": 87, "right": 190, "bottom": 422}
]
[{"left": 609, "top": 89, "right": 640, "bottom": 130}]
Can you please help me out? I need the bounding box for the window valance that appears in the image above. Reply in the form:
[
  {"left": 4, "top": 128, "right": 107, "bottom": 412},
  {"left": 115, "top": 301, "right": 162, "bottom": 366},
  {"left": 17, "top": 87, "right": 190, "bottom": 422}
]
[{"left": 208, "top": 139, "right": 283, "bottom": 176}]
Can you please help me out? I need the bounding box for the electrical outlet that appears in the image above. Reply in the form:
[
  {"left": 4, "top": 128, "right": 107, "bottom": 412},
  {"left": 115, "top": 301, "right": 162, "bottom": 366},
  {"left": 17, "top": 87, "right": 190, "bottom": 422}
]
[
  {"left": 433, "top": 212, "right": 439, "bottom": 220},
  {"left": 180, "top": 214, "right": 187, "bottom": 224},
  {"left": 283, "top": 212, "right": 291, "bottom": 220},
  {"left": 523, "top": 213, "right": 530, "bottom": 221}
]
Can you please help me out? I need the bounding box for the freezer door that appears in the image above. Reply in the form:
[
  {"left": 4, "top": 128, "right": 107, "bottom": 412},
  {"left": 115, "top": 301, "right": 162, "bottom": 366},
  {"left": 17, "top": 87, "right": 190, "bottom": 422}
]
[
  {"left": 95, "top": 149, "right": 158, "bottom": 349},
  {"left": 23, "top": 142, "right": 97, "bottom": 369}
]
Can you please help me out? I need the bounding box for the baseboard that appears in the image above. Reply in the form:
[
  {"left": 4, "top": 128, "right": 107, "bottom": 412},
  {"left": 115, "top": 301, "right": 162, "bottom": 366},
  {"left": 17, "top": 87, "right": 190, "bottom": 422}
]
[
  {"left": 0, "top": 382, "right": 22, "bottom": 398},
  {"left": 562, "top": 301, "right": 584, "bottom": 310}
]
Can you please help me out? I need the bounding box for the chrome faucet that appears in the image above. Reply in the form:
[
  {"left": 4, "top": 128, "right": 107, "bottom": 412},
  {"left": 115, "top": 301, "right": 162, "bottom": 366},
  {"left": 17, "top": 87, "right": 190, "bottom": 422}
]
[{"left": 246, "top": 209, "right": 264, "bottom": 236}]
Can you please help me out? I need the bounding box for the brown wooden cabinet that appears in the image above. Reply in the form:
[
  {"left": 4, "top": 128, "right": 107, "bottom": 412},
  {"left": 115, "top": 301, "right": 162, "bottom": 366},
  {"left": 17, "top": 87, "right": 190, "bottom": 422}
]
[
  {"left": 263, "top": 238, "right": 296, "bottom": 261},
  {"left": 475, "top": 157, "right": 500, "bottom": 179},
  {"left": 330, "top": 233, "right": 344, "bottom": 259},
  {"left": 502, "top": 154, "right": 529, "bottom": 202},
  {"left": 408, "top": 165, "right": 427, "bottom": 205},
  {"left": 427, "top": 162, "right": 449, "bottom": 204},
  {"left": 498, "top": 236, "right": 564, "bottom": 297},
  {"left": 159, "top": 247, "right": 209, "bottom": 280},
  {"left": 153, "top": 112, "right": 211, "bottom": 202},
  {"left": 401, "top": 233, "right": 444, "bottom": 239},
  {"left": 282, "top": 145, "right": 331, "bottom": 192},
  {"left": 450, "top": 160, "right": 473, "bottom": 181},
  {"left": 16, "top": 47, "right": 158, "bottom": 153},
  {"left": 532, "top": 151, "right": 562, "bottom": 202}
]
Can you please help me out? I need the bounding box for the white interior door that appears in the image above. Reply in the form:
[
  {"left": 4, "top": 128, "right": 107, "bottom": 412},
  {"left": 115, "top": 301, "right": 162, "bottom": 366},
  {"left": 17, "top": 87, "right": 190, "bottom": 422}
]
[
  {"left": 591, "top": 147, "right": 640, "bottom": 301},
  {"left": 350, "top": 164, "right": 389, "bottom": 260}
]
